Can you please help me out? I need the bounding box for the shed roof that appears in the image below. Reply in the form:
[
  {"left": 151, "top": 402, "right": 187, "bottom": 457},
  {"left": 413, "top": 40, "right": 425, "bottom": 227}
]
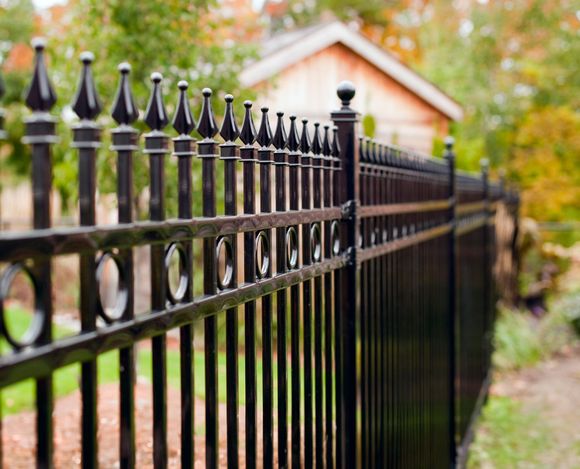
[{"left": 240, "top": 21, "right": 464, "bottom": 121}]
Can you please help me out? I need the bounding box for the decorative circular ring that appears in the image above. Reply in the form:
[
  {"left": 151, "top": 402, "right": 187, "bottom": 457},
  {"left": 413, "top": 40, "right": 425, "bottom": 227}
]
[
  {"left": 310, "top": 223, "right": 322, "bottom": 262},
  {"left": 165, "top": 243, "right": 189, "bottom": 305},
  {"left": 0, "top": 263, "right": 45, "bottom": 349},
  {"left": 96, "top": 251, "right": 129, "bottom": 324},
  {"left": 286, "top": 227, "right": 299, "bottom": 269},
  {"left": 330, "top": 221, "right": 341, "bottom": 256},
  {"left": 216, "top": 236, "right": 234, "bottom": 290},
  {"left": 255, "top": 231, "right": 270, "bottom": 279}
]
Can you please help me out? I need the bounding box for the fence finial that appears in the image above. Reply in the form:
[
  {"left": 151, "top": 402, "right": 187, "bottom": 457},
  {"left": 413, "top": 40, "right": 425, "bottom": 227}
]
[
  {"left": 220, "top": 94, "right": 239, "bottom": 143},
  {"left": 111, "top": 63, "right": 138, "bottom": 125},
  {"left": 322, "top": 125, "right": 331, "bottom": 156},
  {"left": 443, "top": 135, "right": 455, "bottom": 161},
  {"left": 72, "top": 51, "right": 102, "bottom": 120},
  {"left": 240, "top": 100, "right": 257, "bottom": 145},
  {"left": 144, "top": 72, "right": 168, "bottom": 131},
  {"left": 480, "top": 157, "right": 489, "bottom": 174},
  {"left": 336, "top": 80, "right": 355, "bottom": 109},
  {"left": 331, "top": 126, "right": 341, "bottom": 157},
  {"left": 287, "top": 115, "right": 300, "bottom": 151},
  {"left": 272, "top": 111, "right": 287, "bottom": 150},
  {"left": 172, "top": 80, "right": 195, "bottom": 135},
  {"left": 311, "top": 122, "right": 322, "bottom": 154},
  {"left": 197, "top": 88, "right": 218, "bottom": 139},
  {"left": 25, "top": 38, "right": 57, "bottom": 112},
  {"left": 256, "top": 107, "right": 272, "bottom": 148},
  {"left": 300, "top": 118, "right": 311, "bottom": 154}
]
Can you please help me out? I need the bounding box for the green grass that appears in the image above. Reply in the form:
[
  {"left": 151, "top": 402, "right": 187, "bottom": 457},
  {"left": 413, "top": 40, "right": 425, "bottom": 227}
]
[
  {"left": 1, "top": 307, "right": 278, "bottom": 416},
  {"left": 468, "top": 396, "right": 553, "bottom": 468}
]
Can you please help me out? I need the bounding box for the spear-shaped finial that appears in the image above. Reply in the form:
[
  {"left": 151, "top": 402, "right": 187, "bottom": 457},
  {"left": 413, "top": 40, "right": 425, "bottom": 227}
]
[
  {"left": 331, "top": 126, "right": 340, "bottom": 158},
  {"left": 24, "top": 37, "right": 57, "bottom": 112},
  {"left": 111, "top": 62, "right": 138, "bottom": 125},
  {"left": 239, "top": 100, "right": 257, "bottom": 145},
  {"left": 322, "top": 125, "right": 331, "bottom": 156},
  {"left": 220, "top": 94, "right": 239, "bottom": 142},
  {"left": 272, "top": 111, "right": 287, "bottom": 150},
  {"left": 172, "top": 80, "right": 195, "bottom": 135},
  {"left": 311, "top": 122, "right": 322, "bottom": 154},
  {"left": 360, "top": 137, "right": 368, "bottom": 162},
  {"left": 256, "top": 106, "right": 272, "bottom": 147},
  {"left": 197, "top": 88, "right": 218, "bottom": 139},
  {"left": 370, "top": 140, "right": 377, "bottom": 163},
  {"left": 72, "top": 51, "right": 102, "bottom": 120},
  {"left": 287, "top": 115, "right": 300, "bottom": 151},
  {"left": 144, "top": 72, "right": 168, "bottom": 131},
  {"left": 480, "top": 158, "right": 489, "bottom": 178},
  {"left": 300, "top": 118, "right": 311, "bottom": 154}
]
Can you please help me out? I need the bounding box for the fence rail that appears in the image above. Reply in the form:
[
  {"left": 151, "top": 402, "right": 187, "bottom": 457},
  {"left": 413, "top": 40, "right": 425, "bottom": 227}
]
[{"left": 0, "top": 41, "right": 519, "bottom": 468}]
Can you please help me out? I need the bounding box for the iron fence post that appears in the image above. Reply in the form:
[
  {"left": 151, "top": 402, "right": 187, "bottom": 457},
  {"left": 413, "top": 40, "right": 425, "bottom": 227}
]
[
  {"left": 480, "top": 159, "right": 491, "bottom": 376},
  {"left": 331, "top": 81, "right": 360, "bottom": 469},
  {"left": 444, "top": 136, "right": 457, "bottom": 468}
]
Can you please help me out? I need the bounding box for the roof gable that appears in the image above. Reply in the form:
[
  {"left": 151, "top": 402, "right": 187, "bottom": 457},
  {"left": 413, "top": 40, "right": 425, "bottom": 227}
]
[{"left": 240, "top": 21, "right": 463, "bottom": 121}]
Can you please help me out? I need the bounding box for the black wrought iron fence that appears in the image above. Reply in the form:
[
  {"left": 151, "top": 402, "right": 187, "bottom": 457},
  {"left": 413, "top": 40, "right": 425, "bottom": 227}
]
[{"left": 0, "top": 40, "right": 519, "bottom": 469}]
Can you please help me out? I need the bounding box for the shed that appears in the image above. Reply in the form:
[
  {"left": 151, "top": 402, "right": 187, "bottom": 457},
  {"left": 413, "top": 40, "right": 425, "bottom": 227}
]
[{"left": 241, "top": 21, "right": 463, "bottom": 154}]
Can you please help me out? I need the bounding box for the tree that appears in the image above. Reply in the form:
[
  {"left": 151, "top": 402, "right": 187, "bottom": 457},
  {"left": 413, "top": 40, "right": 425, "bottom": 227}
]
[{"left": 3, "top": 0, "right": 256, "bottom": 217}]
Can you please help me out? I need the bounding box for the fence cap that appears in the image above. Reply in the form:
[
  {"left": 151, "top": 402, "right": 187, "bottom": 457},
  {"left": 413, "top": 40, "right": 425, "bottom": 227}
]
[{"left": 337, "top": 80, "right": 356, "bottom": 107}]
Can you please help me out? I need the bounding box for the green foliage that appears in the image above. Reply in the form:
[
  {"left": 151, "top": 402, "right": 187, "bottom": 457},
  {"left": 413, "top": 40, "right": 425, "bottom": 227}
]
[
  {"left": 468, "top": 396, "right": 552, "bottom": 468},
  {"left": 294, "top": 0, "right": 579, "bottom": 220},
  {"left": 361, "top": 113, "right": 376, "bottom": 138},
  {"left": 509, "top": 106, "right": 580, "bottom": 222},
  {"left": 493, "top": 295, "right": 579, "bottom": 372},
  {"left": 1, "top": 0, "right": 256, "bottom": 215}
]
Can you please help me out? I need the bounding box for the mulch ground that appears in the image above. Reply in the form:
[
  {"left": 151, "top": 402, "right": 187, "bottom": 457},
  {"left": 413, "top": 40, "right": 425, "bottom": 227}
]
[{"left": 2, "top": 381, "right": 278, "bottom": 468}]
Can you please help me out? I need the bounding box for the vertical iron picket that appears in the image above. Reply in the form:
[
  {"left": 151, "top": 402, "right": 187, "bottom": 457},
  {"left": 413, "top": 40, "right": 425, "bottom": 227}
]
[
  {"left": 72, "top": 51, "right": 101, "bottom": 469},
  {"left": 240, "top": 101, "right": 259, "bottom": 469},
  {"left": 171, "top": 80, "right": 196, "bottom": 469},
  {"left": 110, "top": 61, "right": 139, "bottom": 469},
  {"left": 197, "top": 88, "right": 219, "bottom": 469},
  {"left": 22, "top": 38, "right": 57, "bottom": 469}
]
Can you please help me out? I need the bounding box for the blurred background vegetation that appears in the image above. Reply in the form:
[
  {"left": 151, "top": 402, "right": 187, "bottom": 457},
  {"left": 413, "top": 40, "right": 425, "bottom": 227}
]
[{"left": 1, "top": 0, "right": 578, "bottom": 224}]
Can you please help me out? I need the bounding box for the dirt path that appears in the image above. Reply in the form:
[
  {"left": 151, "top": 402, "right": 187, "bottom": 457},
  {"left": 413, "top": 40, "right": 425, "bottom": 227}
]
[{"left": 488, "top": 345, "right": 580, "bottom": 467}]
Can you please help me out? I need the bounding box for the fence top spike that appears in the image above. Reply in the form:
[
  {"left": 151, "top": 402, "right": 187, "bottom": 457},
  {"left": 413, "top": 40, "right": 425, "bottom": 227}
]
[
  {"left": 172, "top": 80, "right": 195, "bottom": 135},
  {"left": 480, "top": 157, "right": 489, "bottom": 173},
  {"left": 272, "top": 111, "right": 287, "bottom": 150},
  {"left": 197, "top": 87, "right": 218, "bottom": 139},
  {"left": 336, "top": 80, "right": 355, "bottom": 108},
  {"left": 311, "top": 122, "right": 322, "bottom": 154},
  {"left": 24, "top": 37, "right": 57, "bottom": 112},
  {"left": 144, "top": 72, "right": 168, "bottom": 131},
  {"left": 239, "top": 100, "right": 257, "bottom": 145},
  {"left": 72, "top": 51, "right": 102, "bottom": 120},
  {"left": 256, "top": 106, "right": 272, "bottom": 148},
  {"left": 359, "top": 137, "right": 367, "bottom": 162},
  {"left": 299, "top": 118, "right": 311, "bottom": 154},
  {"left": 287, "top": 115, "right": 300, "bottom": 151},
  {"left": 219, "top": 94, "right": 239, "bottom": 143},
  {"left": 444, "top": 135, "right": 455, "bottom": 149},
  {"left": 322, "top": 125, "right": 331, "bottom": 156},
  {"left": 331, "top": 126, "right": 340, "bottom": 157},
  {"left": 111, "top": 62, "right": 138, "bottom": 125}
]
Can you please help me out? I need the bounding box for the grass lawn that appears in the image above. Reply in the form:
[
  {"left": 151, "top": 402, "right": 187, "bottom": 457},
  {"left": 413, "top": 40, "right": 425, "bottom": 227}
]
[{"left": 1, "top": 307, "right": 278, "bottom": 416}]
